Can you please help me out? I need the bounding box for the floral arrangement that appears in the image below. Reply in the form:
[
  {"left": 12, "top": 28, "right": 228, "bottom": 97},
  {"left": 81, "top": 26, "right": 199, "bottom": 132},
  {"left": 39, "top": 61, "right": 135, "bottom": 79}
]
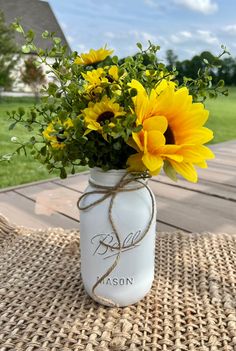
[{"left": 6, "top": 23, "right": 228, "bottom": 183}]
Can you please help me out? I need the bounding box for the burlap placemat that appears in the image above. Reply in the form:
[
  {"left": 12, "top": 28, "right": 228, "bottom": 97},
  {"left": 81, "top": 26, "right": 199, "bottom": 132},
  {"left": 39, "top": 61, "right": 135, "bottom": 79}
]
[{"left": 0, "top": 216, "right": 236, "bottom": 351}]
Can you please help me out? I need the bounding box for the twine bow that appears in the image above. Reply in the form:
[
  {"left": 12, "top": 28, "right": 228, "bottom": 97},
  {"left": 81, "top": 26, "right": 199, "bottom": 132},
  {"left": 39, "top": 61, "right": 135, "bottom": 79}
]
[{"left": 77, "top": 173, "right": 155, "bottom": 307}]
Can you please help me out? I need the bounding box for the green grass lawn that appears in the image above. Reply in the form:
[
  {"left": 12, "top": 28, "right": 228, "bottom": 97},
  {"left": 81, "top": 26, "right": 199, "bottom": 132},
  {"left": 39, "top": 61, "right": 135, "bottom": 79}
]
[
  {"left": 0, "top": 97, "right": 86, "bottom": 189},
  {"left": 205, "top": 86, "right": 236, "bottom": 144},
  {"left": 0, "top": 89, "right": 235, "bottom": 189}
]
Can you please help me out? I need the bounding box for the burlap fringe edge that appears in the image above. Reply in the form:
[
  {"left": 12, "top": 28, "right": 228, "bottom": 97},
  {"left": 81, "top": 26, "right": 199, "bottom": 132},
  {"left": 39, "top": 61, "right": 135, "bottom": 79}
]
[{"left": 0, "top": 214, "right": 15, "bottom": 235}]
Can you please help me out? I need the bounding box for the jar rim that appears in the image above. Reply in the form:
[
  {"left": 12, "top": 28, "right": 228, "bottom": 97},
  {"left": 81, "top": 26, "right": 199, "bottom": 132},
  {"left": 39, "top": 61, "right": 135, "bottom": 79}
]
[
  {"left": 90, "top": 167, "right": 128, "bottom": 175},
  {"left": 89, "top": 168, "right": 147, "bottom": 187}
]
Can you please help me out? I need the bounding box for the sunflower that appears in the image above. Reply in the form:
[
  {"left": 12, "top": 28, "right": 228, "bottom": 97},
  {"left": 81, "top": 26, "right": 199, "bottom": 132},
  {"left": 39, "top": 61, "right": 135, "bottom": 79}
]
[
  {"left": 43, "top": 118, "right": 73, "bottom": 150},
  {"left": 82, "top": 68, "right": 108, "bottom": 93},
  {"left": 127, "top": 79, "right": 214, "bottom": 182},
  {"left": 108, "top": 65, "right": 119, "bottom": 81},
  {"left": 74, "top": 47, "right": 113, "bottom": 66},
  {"left": 81, "top": 96, "right": 124, "bottom": 134}
]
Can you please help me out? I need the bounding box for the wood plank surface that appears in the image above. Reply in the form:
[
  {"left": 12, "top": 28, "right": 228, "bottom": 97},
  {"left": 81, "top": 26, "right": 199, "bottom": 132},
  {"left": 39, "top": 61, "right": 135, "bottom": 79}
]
[
  {"left": 150, "top": 180, "right": 236, "bottom": 233},
  {"left": 154, "top": 174, "right": 236, "bottom": 201},
  {"left": 15, "top": 178, "right": 181, "bottom": 232},
  {"left": 53, "top": 172, "right": 89, "bottom": 193},
  {"left": 0, "top": 140, "right": 235, "bottom": 233},
  {"left": 0, "top": 191, "right": 79, "bottom": 229},
  {"left": 15, "top": 182, "right": 82, "bottom": 221}
]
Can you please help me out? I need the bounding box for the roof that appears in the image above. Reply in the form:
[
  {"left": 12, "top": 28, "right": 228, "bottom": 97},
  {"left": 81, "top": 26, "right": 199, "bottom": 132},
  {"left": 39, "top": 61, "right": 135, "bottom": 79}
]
[{"left": 0, "top": 0, "right": 71, "bottom": 52}]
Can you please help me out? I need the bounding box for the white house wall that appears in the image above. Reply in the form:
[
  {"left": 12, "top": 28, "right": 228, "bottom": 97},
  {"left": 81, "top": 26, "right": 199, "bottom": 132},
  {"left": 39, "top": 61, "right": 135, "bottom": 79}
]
[{"left": 11, "top": 55, "right": 56, "bottom": 93}]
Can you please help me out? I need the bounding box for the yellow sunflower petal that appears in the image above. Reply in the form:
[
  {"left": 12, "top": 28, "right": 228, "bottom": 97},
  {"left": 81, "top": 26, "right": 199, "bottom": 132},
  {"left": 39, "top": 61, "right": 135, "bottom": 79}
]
[
  {"left": 132, "top": 131, "right": 144, "bottom": 152},
  {"left": 128, "top": 79, "right": 147, "bottom": 96},
  {"left": 149, "top": 166, "right": 162, "bottom": 176},
  {"left": 180, "top": 145, "right": 215, "bottom": 163},
  {"left": 195, "top": 160, "right": 208, "bottom": 168},
  {"left": 143, "top": 116, "right": 168, "bottom": 133},
  {"left": 109, "top": 66, "right": 119, "bottom": 81},
  {"left": 155, "top": 79, "right": 172, "bottom": 95},
  {"left": 146, "top": 130, "right": 166, "bottom": 153},
  {"left": 170, "top": 161, "right": 198, "bottom": 183},
  {"left": 74, "top": 47, "right": 113, "bottom": 65},
  {"left": 179, "top": 127, "right": 214, "bottom": 144},
  {"left": 142, "top": 153, "right": 163, "bottom": 172}
]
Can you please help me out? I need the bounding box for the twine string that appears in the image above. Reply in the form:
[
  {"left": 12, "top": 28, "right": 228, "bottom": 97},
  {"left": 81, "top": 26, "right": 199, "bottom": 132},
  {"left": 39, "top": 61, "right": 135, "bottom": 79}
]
[{"left": 77, "top": 173, "right": 155, "bottom": 306}]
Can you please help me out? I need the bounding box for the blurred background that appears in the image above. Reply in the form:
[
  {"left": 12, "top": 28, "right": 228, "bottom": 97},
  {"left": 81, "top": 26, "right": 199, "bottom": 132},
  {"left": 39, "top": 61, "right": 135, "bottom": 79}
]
[{"left": 0, "top": 0, "right": 236, "bottom": 188}]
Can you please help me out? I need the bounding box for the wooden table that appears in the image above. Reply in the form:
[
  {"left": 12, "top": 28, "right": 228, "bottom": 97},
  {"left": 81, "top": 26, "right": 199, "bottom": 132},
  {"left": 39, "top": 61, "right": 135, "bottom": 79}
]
[{"left": 0, "top": 140, "right": 235, "bottom": 233}]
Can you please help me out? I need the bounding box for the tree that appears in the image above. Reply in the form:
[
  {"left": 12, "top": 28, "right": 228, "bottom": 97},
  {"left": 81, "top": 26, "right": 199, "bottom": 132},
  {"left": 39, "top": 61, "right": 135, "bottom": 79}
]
[
  {"left": 166, "top": 49, "right": 178, "bottom": 68},
  {"left": 0, "top": 11, "right": 18, "bottom": 90},
  {"left": 21, "top": 56, "right": 46, "bottom": 101},
  {"left": 217, "top": 57, "right": 236, "bottom": 86}
]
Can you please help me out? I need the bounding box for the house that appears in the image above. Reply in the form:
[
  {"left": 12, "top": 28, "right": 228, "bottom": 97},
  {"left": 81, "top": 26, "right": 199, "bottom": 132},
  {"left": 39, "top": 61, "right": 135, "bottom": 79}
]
[{"left": 0, "top": 0, "right": 71, "bottom": 92}]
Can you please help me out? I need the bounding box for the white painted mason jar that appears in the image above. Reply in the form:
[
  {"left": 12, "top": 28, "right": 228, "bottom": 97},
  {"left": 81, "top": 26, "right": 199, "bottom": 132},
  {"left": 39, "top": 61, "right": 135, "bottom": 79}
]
[{"left": 79, "top": 168, "right": 156, "bottom": 307}]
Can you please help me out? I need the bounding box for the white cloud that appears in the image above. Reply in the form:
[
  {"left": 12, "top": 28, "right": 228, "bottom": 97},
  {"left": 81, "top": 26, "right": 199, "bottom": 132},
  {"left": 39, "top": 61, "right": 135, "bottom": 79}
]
[
  {"left": 104, "top": 30, "right": 158, "bottom": 43},
  {"left": 171, "top": 30, "right": 192, "bottom": 43},
  {"left": 104, "top": 31, "right": 116, "bottom": 39},
  {"left": 170, "top": 29, "right": 219, "bottom": 46},
  {"left": 174, "top": 0, "right": 218, "bottom": 14},
  {"left": 184, "top": 48, "right": 197, "bottom": 56},
  {"left": 180, "top": 31, "right": 192, "bottom": 38},
  {"left": 144, "top": 0, "right": 157, "bottom": 7},
  {"left": 196, "top": 30, "right": 219, "bottom": 44},
  {"left": 133, "top": 31, "right": 157, "bottom": 42},
  {"left": 223, "top": 25, "right": 236, "bottom": 35}
]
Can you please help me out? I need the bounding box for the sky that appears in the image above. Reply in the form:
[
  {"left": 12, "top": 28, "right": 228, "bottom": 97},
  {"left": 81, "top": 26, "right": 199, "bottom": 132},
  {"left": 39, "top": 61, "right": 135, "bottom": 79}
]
[{"left": 48, "top": 0, "right": 236, "bottom": 61}]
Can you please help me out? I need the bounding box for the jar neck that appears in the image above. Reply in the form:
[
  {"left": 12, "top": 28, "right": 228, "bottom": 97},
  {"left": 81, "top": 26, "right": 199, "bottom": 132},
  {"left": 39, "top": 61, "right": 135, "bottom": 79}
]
[{"left": 89, "top": 168, "right": 147, "bottom": 188}]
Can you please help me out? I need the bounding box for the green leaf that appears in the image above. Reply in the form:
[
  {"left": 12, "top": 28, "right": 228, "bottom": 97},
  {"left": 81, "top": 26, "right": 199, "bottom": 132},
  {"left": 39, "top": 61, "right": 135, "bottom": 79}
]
[
  {"left": 60, "top": 168, "right": 67, "bottom": 179},
  {"left": 130, "top": 88, "right": 137, "bottom": 97},
  {"left": 217, "top": 79, "right": 225, "bottom": 88},
  {"left": 18, "top": 107, "right": 25, "bottom": 117},
  {"left": 11, "top": 21, "right": 24, "bottom": 34},
  {"left": 48, "top": 82, "right": 58, "bottom": 96},
  {"left": 26, "top": 29, "right": 35, "bottom": 42},
  {"left": 112, "top": 56, "right": 118, "bottom": 64},
  {"left": 163, "top": 160, "right": 178, "bottom": 182},
  {"left": 42, "top": 30, "right": 49, "bottom": 39},
  {"left": 22, "top": 45, "right": 31, "bottom": 54},
  {"left": 136, "top": 42, "right": 143, "bottom": 51},
  {"left": 53, "top": 37, "right": 62, "bottom": 45},
  {"left": 40, "top": 146, "right": 47, "bottom": 156},
  {"left": 113, "top": 141, "right": 121, "bottom": 150},
  {"left": 9, "top": 122, "right": 17, "bottom": 130}
]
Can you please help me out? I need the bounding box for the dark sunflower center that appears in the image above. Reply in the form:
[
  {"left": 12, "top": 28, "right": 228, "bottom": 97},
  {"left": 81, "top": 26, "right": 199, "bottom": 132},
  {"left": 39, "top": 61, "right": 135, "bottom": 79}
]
[
  {"left": 97, "top": 111, "right": 115, "bottom": 124},
  {"left": 56, "top": 130, "right": 66, "bottom": 142},
  {"left": 107, "top": 75, "right": 114, "bottom": 83},
  {"left": 164, "top": 126, "right": 175, "bottom": 144}
]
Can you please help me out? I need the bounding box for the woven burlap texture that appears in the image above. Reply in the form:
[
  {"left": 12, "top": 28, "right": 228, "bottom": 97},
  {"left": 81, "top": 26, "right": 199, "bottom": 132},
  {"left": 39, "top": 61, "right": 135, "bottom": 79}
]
[{"left": 0, "top": 219, "right": 236, "bottom": 351}]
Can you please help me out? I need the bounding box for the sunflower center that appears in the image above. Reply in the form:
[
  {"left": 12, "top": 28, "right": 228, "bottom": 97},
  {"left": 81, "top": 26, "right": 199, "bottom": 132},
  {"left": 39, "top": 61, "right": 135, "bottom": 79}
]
[
  {"left": 164, "top": 126, "right": 175, "bottom": 144},
  {"left": 97, "top": 111, "right": 115, "bottom": 124},
  {"left": 56, "top": 130, "right": 66, "bottom": 142}
]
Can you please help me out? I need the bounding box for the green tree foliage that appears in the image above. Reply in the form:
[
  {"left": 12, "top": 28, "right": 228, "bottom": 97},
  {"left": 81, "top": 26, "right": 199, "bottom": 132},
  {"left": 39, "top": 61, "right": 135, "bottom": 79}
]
[
  {"left": 21, "top": 56, "right": 46, "bottom": 102},
  {"left": 167, "top": 48, "right": 236, "bottom": 86},
  {"left": 0, "top": 11, "right": 18, "bottom": 90},
  {"left": 166, "top": 49, "right": 178, "bottom": 68},
  {"left": 217, "top": 57, "right": 236, "bottom": 86}
]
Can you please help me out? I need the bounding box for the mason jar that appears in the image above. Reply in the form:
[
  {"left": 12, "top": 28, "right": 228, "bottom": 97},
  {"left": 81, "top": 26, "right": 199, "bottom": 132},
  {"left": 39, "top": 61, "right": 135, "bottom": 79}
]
[{"left": 79, "top": 168, "right": 157, "bottom": 307}]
